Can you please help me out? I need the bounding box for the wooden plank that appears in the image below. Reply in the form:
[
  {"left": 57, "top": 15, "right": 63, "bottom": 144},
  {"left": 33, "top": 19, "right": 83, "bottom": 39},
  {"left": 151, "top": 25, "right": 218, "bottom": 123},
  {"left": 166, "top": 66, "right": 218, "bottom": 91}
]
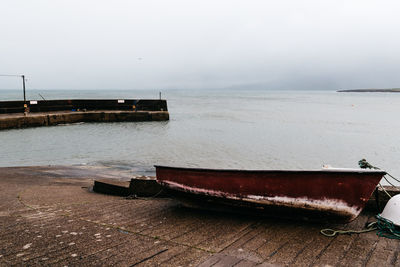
[{"left": 93, "top": 179, "right": 131, "bottom": 196}]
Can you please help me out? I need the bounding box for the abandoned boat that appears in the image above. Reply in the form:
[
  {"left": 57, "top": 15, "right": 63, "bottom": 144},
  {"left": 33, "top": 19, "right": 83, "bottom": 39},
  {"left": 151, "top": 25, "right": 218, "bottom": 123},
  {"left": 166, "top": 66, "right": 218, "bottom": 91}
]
[{"left": 155, "top": 165, "right": 386, "bottom": 223}]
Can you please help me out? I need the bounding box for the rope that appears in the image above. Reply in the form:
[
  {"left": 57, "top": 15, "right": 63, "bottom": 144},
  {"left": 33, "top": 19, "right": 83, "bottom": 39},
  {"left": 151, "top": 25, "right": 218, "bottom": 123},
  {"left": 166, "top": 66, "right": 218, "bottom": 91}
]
[
  {"left": 320, "top": 222, "right": 377, "bottom": 237},
  {"left": 376, "top": 214, "right": 400, "bottom": 240},
  {"left": 358, "top": 158, "right": 399, "bottom": 195},
  {"left": 358, "top": 159, "right": 399, "bottom": 185},
  {"left": 386, "top": 173, "right": 400, "bottom": 183},
  {"left": 378, "top": 183, "right": 392, "bottom": 198},
  {"left": 320, "top": 215, "right": 400, "bottom": 239},
  {"left": 358, "top": 159, "right": 380, "bottom": 170},
  {"left": 383, "top": 177, "right": 397, "bottom": 187},
  {"left": 320, "top": 159, "right": 400, "bottom": 239}
]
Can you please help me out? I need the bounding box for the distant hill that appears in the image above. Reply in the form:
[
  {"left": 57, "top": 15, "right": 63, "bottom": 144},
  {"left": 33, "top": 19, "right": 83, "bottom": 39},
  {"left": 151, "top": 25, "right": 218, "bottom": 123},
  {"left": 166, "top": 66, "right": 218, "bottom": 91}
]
[{"left": 337, "top": 88, "right": 400, "bottom": 93}]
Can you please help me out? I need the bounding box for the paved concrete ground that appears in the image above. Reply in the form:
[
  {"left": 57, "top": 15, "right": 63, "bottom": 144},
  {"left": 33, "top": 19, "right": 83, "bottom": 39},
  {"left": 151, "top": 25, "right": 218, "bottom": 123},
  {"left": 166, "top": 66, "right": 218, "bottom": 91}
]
[{"left": 0, "top": 166, "right": 399, "bottom": 266}]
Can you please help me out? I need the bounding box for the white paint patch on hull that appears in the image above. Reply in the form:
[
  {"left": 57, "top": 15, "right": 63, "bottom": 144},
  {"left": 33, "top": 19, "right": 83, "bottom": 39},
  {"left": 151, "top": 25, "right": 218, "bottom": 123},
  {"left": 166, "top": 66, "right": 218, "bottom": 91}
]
[{"left": 160, "top": 180, "right": 361, "bottom": 220}]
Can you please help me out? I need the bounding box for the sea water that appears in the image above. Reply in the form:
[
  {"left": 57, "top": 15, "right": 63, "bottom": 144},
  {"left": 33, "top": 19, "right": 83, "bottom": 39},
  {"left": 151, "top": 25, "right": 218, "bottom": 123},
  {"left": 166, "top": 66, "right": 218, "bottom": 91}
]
[{"left": 0, "top": 88, "right": 399, "bottom": 182}]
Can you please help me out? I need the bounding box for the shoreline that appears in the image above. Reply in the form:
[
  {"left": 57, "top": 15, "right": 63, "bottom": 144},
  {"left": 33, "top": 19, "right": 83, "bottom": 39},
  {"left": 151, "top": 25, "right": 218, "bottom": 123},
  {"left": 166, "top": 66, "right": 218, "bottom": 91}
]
[{"left": 337, "top": 89, "right": 400, "bottom": 93}]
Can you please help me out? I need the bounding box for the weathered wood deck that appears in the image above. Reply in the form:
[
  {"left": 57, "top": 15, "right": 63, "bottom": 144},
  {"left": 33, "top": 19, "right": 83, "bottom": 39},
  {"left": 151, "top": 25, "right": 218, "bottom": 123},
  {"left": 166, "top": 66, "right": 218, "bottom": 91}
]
[{"left": 0, "top": 166, "right": 398, "bottom": 266}]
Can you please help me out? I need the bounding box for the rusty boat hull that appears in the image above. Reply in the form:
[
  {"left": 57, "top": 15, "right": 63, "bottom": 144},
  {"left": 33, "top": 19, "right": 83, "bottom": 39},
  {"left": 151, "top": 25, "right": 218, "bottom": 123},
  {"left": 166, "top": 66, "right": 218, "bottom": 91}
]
[{"left": 155, "top": 165, "right": 386, "bottom": 223}]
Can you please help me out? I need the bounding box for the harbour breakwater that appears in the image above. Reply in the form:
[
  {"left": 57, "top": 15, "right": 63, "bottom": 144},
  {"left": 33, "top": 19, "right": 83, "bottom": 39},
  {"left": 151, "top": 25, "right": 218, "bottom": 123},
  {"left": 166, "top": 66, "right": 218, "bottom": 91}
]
[{"left": 0, "top": 99, "right": 169, "bottom": 130}]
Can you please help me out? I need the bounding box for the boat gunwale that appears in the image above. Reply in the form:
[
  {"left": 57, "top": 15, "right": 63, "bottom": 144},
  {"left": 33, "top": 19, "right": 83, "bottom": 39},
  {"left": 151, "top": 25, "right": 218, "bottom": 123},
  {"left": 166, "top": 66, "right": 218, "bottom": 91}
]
[{"left": 154, "top": 165, "right": 386, "bottom": 174}]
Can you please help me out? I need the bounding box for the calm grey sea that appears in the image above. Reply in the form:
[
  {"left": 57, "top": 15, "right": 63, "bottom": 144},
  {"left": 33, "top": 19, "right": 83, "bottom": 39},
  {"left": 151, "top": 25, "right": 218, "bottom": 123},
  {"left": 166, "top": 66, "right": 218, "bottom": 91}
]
[{"left": 1, "top": 89, "right": 399, "bottom": 182}]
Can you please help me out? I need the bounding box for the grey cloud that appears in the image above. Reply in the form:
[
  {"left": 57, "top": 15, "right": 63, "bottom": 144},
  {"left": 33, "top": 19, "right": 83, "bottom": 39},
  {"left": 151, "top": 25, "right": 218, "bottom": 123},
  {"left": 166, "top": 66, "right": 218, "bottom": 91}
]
[{"left": 1, "top": 0, "right": 400, "bottom": 90}]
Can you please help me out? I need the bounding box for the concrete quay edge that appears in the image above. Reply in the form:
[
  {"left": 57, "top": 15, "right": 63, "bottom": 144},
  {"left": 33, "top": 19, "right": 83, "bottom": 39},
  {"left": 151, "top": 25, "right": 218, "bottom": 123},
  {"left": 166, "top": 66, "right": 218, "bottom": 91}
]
[{"left": 0, "top": 110, "right": 169, "bottom": 130}]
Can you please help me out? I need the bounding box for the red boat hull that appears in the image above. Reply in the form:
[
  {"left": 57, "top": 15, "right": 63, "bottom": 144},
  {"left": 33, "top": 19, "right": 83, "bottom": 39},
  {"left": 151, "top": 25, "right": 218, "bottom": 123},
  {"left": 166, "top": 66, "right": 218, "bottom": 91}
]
[{"left": 155, "top": 166, "right": 386, "bottom": 223}]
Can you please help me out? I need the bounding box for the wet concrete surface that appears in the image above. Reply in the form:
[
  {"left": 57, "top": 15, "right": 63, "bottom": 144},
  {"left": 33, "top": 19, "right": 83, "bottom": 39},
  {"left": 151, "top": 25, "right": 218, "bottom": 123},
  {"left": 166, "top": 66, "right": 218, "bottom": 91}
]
[{"left": 0, "top": 165, "right": 399, "bottom": 266}]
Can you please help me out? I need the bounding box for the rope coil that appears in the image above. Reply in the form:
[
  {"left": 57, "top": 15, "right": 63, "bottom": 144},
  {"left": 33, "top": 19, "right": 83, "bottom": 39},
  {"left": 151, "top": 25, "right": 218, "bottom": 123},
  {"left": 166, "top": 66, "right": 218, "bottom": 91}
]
[
  {"left": 321, "top": 215, "right": 400, "bottom": 240},
  {"left": 376, "top": 214, "right": 400, "bottom": 239}
]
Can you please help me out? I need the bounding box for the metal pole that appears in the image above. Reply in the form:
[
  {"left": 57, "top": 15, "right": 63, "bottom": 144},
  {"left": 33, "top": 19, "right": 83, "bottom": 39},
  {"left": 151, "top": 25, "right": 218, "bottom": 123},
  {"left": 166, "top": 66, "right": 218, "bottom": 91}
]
[
  {"left": 22, "top": 75, "right": 26, "bottom": 102},
  {"left": 0, "top": 74, "right": 26, "bottom": 102}
]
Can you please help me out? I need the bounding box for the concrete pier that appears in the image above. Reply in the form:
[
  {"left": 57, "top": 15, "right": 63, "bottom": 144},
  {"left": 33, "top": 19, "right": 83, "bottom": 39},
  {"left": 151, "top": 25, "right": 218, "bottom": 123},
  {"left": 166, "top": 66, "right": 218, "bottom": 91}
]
[
  {"left": 0, "top": 99, "right": 169, "bottom": 130},
  {"left": 1, "top": 165, "right": 399, "bottom": 266},
  {"left": 0, "top": 110, "right": 169, "bottom": 130}
]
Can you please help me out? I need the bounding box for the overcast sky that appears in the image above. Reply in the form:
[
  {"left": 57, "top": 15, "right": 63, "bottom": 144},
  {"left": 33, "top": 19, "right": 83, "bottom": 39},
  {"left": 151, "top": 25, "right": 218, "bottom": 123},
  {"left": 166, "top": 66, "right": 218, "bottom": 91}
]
[{"left": 1, "top": 0, "right": 400, "bottom": 90}]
